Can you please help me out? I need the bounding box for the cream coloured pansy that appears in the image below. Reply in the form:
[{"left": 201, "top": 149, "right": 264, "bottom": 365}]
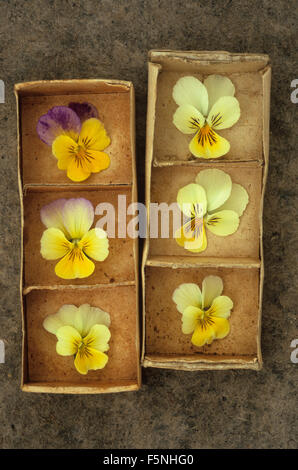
[
  {"left": 173, "top": 276, "right": 233, "bottom": 347},
  {"left": 173, "top": 75, "right": 240, "bottom": 159},
  {"left": 43, "top": 304, "right": 111, "bottom": 375},
  {"left": 40, "top": 197, "right": 109, "bottom": 279},
  {"left": 175, "top": 169, "right": 249, "bottom": 252}
]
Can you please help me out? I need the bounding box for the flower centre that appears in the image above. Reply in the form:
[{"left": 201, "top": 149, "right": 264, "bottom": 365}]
[{"left": 197, "top": 124, "right": 217, "bottom": 146}]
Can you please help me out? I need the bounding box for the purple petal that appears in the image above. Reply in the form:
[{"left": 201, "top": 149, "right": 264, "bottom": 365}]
[
  {"left": 37, "top": 106, "right": 81, "bottom": 145},
  {"left": 40, "top": 198, "right": 68, "bottom": 234},
  {"left": 68, "top": 102, "right": 99, "bottom": 123}
]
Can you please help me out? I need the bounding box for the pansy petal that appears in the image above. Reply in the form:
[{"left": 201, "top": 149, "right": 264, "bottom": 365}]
[
  {"left": 175, "top": 222, "right": 207, "bottom": 253},
  {"left": 173, "top": 76, "right": 208, "bottom": 116},
  {"left": 173, "top": 104, "right": 205, "bottom": 134},
  {"left": 37, "top": 106, "right": 81, "bottom": 145},
  {"left": 78, "top": 118, "right": 110, "bottom": 151},
  {"left": 55, "top": 249, "right": 95, "bottom": 279},
  {"left": 74, "top": 347, "right": 108, "bottom": 375},
  {"left": 56, "top": 325, "right": 81, "bottom": 356},
  {"left": 177, "top": 183, "right": 207, "bottom": 217},
  {"left": 189, "top": 128, "right": 230, "bottom": 159},
  {"left": 43, "top": 304, "right": 79, "bottom": 335},
  {"left": 214, "top": 183, "right": 249, "bottom": 216},
  {"left": 76, "top": 304, "right": 111, "bottom": 337},
  {"left": 40, "top": 198, "right": 68, "bottom": 235},
  {"left": 172, "top": 283, "right": 202, "bottom": 313},
  {"left": 83, "top": 324, "right": 111, "bottom": 352},
  {"left": 62, "top": 198, "right": 94, "bottom": 239},
  {"left": 206, "top": 210, "right": 239, "bottom": 236},
  {"left": 68, "top": 102, "right": 99, "bottom": 122},
  {"left": 40, "top": 228, "right": 73, "bottom": 260},
  {"left": 195, "top": 169, "right": 232, "bottom": 212},
  {"left": 212, "top": 317, "right": 230, "bottom": 339},
  {"left": 191, "top": 323, "right": 215, "bottom": 347},
  {"left": 79, "top": 228, "right": 109, "bottom": 262},
  {"left": 207, "top": 96, "right": 240, "bottom": 130},
  {"left": 202, "top": 275, "right": 223, "bottom": 309},
  {"left": 52, "top": 135, "right": 77, "bottom": 169},
  {"left": 209, "top": 295, "right": 233, "bottom": 319},
  {"left": 85, "top": 149, "right": 110, "bottom": 173},
  {"left": 182, "top": 305, "right": 204, "bottom": 334},
  {"left": 204, "top": 75, "right": 235, "bottom": 112},
  {"left": 66, "top": 157, "right": 91, "bottom": 182}
]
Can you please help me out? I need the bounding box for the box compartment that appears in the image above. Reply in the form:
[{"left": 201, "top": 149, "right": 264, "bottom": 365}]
[{"left": 15, "top": 79, "right": 140, "bottom": 393}]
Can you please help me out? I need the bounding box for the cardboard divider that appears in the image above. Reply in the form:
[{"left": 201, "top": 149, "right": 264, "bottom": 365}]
[
  {"left": 15, "top": 79, "right": 140, "bottom": 393},
  {"left": 142, "top": 50, "right": 271, "bottom": 371}
]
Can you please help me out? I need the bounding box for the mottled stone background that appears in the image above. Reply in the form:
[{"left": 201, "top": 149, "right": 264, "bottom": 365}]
[{"left": 0, "top": 0, "right": 297, "bottom": 449}]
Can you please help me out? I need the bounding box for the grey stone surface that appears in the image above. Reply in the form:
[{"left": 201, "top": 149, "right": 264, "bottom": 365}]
[{"left": 0, "top": 0, "right": 297, "bottom": 449}]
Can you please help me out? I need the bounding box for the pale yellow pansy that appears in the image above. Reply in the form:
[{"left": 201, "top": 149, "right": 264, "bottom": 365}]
[
  {"left": 43, "top": 304, "right": 111, "bottom": 375},
  {"left": 175, "top": 169, "right": 249, "bottom": 253},
  {"left": 172, "top": 75, "right": 240, "bottom": 159},
  {"left": 40, "top": 198, "right": 109, "bottom": 279},
  {"left": 173, "top": 276, "right": 233, "bottom": 347}
]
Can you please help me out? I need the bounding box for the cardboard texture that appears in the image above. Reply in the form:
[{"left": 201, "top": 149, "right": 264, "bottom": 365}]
[
  {"left": 15, "top": 79, "right": 140, "bottom": 393},
  {"left": 142, "top": 50, "right": 271, "bottom": 371}
]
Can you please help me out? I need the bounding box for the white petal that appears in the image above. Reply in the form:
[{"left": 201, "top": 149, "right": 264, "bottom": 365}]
[
  {"left": 177, "top": 183, "right": 207, "bottom": 218},
  {"left": 202, "top": 276, "right": 223, "bottom": 309},
  {"left": 214, "top": 183, "right": 249, "bottom": 216},
  {"left": 76, "top": 304, "right": 111, "bottom": 337},
  {"left": 204, "top": 75, "right": 235, "bottom": 112},
  {"left": 195, "top": 169, "right": 232, "bottom": 212},
  {"left": 173, "top": 104, "right": 205, "bottom": 134},
  {"left": 62, "top": 198, "right": 94, "bottom": 239},
  {"left": 207, "top": 96, "right": 240, "bottom": 130},
  {"left": 40, "top": 198, "right": 69, "bottom": 236},
  {"left": 173, "top": 76, "right": 208, "bottom": 116},
  {"left": 43, "top": 304, "right": 79, "bottom": 335},
  {"left": 172, "top": 283, "right": 202, "bottom": 314}
]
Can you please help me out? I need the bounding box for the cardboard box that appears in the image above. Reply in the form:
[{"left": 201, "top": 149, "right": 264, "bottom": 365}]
[
  {"left": 15, "top": 79, "right": 141, "bottom": 393},
  {"left": 142, "top": 50, "right": 271, "bottom": 370}
]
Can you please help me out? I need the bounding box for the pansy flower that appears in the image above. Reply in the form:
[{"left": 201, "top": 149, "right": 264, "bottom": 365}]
[
  {"left": 40, "top": 198, "right": 109, "bottom": 279},
  {"left": 43, "top": 304, "right": 111, "bottom": 375},
  {"left": 173, "top": 75, "right": 240, "bottom": 159},
  {"left": 175, "top": 169, "right": 249, "bottom": 252},
  {"left": 173, "top": 276, "right": 233, "bottom": 347},
  {"left": 37, "top": 102, "right": 110, "bottom": 181}
]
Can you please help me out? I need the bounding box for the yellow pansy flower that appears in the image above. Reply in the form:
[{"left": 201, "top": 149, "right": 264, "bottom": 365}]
[
  {"left": 173, "top": 276, "right": 233, "bottom": 347},
  {"left": 37, "top": 103, "right": 110, "bottom": 182},
  {"left": 175, "top": 169, "right": 249, "bottom": 252},
  {"left": 40, "top": 198, "right": 109, "bottom": 279},
  {"left": 43, "top": 304, "right": 111, "bottom": 375},
  {"left": 172, "top": 75, "right": 240, "bottom": 159}
]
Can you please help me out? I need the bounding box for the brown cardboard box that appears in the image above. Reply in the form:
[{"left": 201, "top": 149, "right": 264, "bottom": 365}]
[
  {"left": 15, "top": 79, "right": 141, "bottom": 393},
  {"left": 142, "top": 51, "right": 271, "bottom": 371}
]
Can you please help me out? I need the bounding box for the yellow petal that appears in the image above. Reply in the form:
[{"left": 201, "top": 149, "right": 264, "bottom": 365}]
[
  {"left": 78, "top": 118, "right": 110, "bottom": 151},
  {"left": 52, "top": 135, "right": 77, "bottom": 169},
  {"left": 189, "top": 127, "right": 230, "bottom": 159},
  {"left": 211, "top": 316, "right": 230, "bottom": 339},
  {"left": 66, "top": 157, "right": 91, "bottom": 182},
  {"left": 74, "top": 347, "right": 108, "bottom": 375},
  {"left": 173, "top": 104, "right": 205, "bottom": 134},
  {"left": 83, "top": 324, "right": 111, "bottom": 353},
  {"left": 206, "top": 210, "right": 239, "bottom": 236},
  {"left": 191, "top": 323, "right": 215, "bottom": 347},
  {"left": 215, "top": 183, "right": 249, "bottom": 216},
  {"left": 173, "top": 76, "right": 209, "bottom": 116},
  {"left": 172, "top": 283, "right": 202, "bottom": 314},
  {"left": 62, "top": 198, "right": 94, "bottom": 239},
  {"left": 182, "top": 305, "right": 204, "bottom": 334},
  {"left": 203, "top": 75, "right": 235, "bottom": 112},
  {"left": 207, "top": 96, "right": 240, "bottom": 130},
  {"left": 202, "top": 275, "right": 223, "bottom": 309},
  {"left": 86, "top": 149, "right": 110, "bottom": 173},
  {"left": 79, "top": 228, "right": 109, "bottom": 261},
  {"left": 175, "top": 221, "right": 207, "bottom": 253},
  {"left": 195, "top": 169, "right": 232, "bottom": 212},
  {"left": 55, "top": 248, "right": 95, "bottom": 279},
  {"left": 56, "top": 325, "right": 81, "bottom": 356},
  {"left": 76, "top": 304, "right": 111, "bottom": 337},
  {"left": 177, "top": 183, "right": 207, "bottom": 218},
  {"left": 208, "top": 295, "right": 233, "bottom": 319},
  {"left": 40, "top": 228, "right": 73, "bottom": 260}
]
